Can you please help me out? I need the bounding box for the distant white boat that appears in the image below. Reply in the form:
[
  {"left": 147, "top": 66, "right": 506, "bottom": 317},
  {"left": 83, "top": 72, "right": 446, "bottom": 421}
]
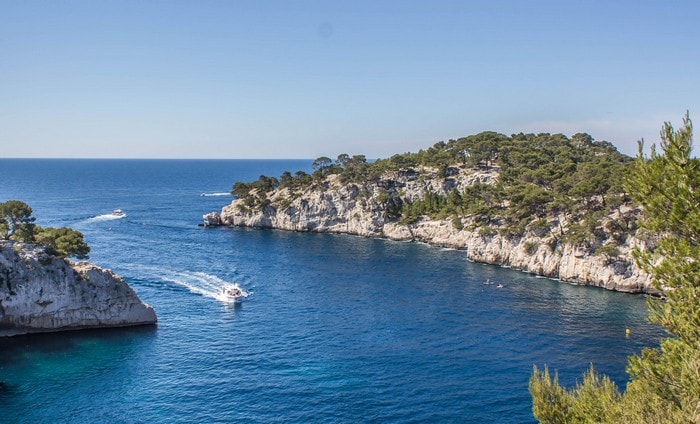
[
  {"left": 200, "top": 192, "right": 231, "bottom": 197},
  {"left": 112, "top": 209, "right": 125, "bottom": 217}
]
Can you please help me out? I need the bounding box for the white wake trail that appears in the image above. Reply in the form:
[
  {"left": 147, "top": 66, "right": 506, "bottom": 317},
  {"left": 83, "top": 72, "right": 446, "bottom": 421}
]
[
  {"left": 85, "top": 213, "right": 127, "bottom": 223},
  {"left": 200, "top": 192, "right": 231, "bottom": 197},
  {"left": 128, "top": 266, "right": 249, "bottom": 303}
]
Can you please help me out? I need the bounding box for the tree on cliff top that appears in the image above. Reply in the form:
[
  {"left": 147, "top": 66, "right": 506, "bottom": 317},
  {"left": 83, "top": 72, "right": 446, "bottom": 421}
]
[
  {"left": 0, "top": 200, "right": 90, "bottom": 260},
  {"left": 34, "top": 226, "right": 90, "bottom": 260},
  {"left": 530, "top": 113, "right": 700, "bottom": 423},
  {"left": 0, "top": 200, "right": 36, "bottom": 242}
]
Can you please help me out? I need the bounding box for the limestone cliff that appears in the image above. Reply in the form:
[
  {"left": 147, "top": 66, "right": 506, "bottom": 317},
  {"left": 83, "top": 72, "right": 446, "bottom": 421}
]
[
  {"left": 205, "top": 168, "right": 654, "bottom": 294},
  {"left": 0, "top": 241, "right": 157, "bottom": 337}
]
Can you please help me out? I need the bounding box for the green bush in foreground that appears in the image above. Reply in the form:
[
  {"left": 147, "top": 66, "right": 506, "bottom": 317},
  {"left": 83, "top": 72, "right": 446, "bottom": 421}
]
[{"left": 530, "top": 113, "right": 700, "bottom": 423}]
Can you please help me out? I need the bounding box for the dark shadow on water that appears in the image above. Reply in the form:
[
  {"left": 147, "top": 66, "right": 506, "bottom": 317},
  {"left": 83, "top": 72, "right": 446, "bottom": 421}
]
[
  {"left": 0, "top": 325, "right": 157, "bottom": 367},
  {"left": 0, "top": 380, "right": 12, "bottom": 394}
]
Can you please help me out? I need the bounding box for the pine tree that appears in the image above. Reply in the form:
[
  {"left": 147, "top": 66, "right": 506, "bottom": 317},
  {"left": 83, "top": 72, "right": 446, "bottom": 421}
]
[
  {"left": 530, "top": 113, "right": 700, "bottom": 423},
  {"left": 0, "top": 200, "right": 36, "bottom": 242}
]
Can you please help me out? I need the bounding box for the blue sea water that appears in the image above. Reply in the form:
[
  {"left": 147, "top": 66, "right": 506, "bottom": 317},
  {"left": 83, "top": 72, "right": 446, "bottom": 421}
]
[{"left": 0, "top": 159, "right": 662, "bottom": 423}]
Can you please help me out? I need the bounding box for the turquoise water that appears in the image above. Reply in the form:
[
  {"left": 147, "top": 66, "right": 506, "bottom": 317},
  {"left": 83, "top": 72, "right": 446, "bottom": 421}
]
[{"left": 0, "top": 159, "right": 662, "bottom": 423}]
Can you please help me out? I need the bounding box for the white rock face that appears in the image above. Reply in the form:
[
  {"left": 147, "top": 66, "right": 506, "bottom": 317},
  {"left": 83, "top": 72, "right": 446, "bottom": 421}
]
[
  {"left": 0, "top": 241, "right": 157, "bottom": 337},
  {"left": 209, "top": 168, "right": 654, "bottom": 294},
  {"left": 203, "top": 212, "right": 222, "bottom": 227}
]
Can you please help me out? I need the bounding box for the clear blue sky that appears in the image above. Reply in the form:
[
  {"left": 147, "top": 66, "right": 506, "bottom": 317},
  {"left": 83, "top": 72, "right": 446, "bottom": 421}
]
[{"left": 1, "top": 0, "right": 699, "bottom": 158}]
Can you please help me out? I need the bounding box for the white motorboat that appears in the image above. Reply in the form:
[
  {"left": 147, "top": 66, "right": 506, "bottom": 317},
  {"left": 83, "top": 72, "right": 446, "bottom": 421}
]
[
  {"left": 112, "top": 209, "right": 125, "bottom": 217},
  {"left": 221, "top": 284, "right": 246, "bottom": 303}
]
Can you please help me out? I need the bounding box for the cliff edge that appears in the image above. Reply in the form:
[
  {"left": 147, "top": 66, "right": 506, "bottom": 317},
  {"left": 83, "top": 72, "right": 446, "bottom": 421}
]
[{"left": 0, "top": 241, "right": 157, "bottom": 337}]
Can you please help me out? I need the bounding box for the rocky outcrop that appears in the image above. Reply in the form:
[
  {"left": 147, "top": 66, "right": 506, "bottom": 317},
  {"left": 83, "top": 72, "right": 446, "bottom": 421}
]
[
  {"left": 0, "top": 241, "right": 157, "bottom": 337},
  {"left": 207, "top": 169, "right": 654, "bottom": 294}
]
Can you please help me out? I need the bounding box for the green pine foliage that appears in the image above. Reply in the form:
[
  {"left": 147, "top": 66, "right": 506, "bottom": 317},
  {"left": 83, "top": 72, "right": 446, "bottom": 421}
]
[
  {"left": 529, "top": 114, "right": 700, "bottom": 423},
  {"left": 0, "top": 200, "right": 37, "bottom": 242},
  {"left": 34, "top": 226, "right": 90, "bottom": 260},
  {"left": 0, "top": 200, "right": 90, "bottom": 260},
  {"left": 530, "top": 365, "right": 623, "bottom": 423}
]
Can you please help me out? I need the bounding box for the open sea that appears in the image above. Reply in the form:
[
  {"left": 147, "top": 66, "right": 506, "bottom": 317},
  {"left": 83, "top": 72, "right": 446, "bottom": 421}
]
[{"left": 0, "top": 159, "right": 663, "bottom": 423}]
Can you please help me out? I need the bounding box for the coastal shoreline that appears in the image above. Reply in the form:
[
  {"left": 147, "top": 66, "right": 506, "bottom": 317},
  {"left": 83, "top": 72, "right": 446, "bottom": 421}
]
[{"left": 204, "top": 208, "right": 654, "bottom": 295}]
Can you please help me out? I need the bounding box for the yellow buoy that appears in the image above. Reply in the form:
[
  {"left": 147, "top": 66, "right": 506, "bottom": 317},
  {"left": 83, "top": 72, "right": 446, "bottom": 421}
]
[{"left": 626, "top": 328, "right": 630, "bottom": 337}]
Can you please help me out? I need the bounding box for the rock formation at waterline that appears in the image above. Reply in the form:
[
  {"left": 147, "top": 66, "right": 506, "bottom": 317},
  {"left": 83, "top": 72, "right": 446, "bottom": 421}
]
[
  {"left": 205, "top": 167, "right": 654, "bottom": 294},
  {"left": 0, "top": 241, "right": 156, "bottom": 337}
]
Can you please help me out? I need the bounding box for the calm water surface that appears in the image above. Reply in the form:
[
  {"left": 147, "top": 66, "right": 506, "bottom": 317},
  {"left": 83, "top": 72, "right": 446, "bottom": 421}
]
[{"left": 0, "top": 159, "right": 662, "bottom": 423}]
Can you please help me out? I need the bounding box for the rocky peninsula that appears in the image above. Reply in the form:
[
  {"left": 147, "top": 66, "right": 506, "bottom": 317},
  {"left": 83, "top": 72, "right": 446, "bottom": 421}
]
[
  {"left": 0, "top": 240, "right": 156, "bottom": 337},
  {"left": 205, "top": 132, "right": 656, "bottom": 294}
]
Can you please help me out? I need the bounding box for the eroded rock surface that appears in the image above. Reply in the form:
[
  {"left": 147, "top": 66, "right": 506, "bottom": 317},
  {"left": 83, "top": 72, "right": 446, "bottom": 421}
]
[{"left": 0, "top": 241, "right": 157, "bottom": 337}]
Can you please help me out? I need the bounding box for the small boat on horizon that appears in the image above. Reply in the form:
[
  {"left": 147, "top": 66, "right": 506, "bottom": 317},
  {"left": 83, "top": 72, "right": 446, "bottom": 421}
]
[{"left": 112, "top": 209, "right": 125, "bottom": 217}]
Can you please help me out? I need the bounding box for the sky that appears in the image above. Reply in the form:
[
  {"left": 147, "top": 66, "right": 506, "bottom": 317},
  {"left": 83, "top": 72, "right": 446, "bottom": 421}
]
[{"left": 1, "top": 0, "right": 699, "bottom": 159}]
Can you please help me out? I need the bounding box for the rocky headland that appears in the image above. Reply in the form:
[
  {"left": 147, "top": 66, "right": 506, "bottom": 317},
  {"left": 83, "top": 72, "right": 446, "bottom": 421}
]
[
  {"left": 205, "top": 164, "right": 654, "bottom": 294},
  {"left": 0, "top": 240, "right": 156, "bottom": 337},
  {"left": 205, "top": 131, "right": 664, "bottom": 294}
]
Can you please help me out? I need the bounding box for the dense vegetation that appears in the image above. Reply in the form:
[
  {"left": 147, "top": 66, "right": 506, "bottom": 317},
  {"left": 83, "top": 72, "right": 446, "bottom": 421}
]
[
  {"left": 530, "top": 114, "right": 700, "bottom": 422},
  {"left": 232, "top": 130, "right": 634, "bottom": 251},
  {"left": 0, "top": 200, "right": 90, "bottom": 259}
]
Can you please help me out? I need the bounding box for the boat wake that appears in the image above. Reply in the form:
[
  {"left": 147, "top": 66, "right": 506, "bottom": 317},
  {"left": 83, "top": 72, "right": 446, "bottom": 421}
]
[
  {"left": 129, "top": 267, "right": 249, "bottom": 303},
  {"left": 200, "top": 192, "right": 231, "bottom": 197},
  {"left": 85, "top": 213, "right": 127, "bottom": 223}
]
